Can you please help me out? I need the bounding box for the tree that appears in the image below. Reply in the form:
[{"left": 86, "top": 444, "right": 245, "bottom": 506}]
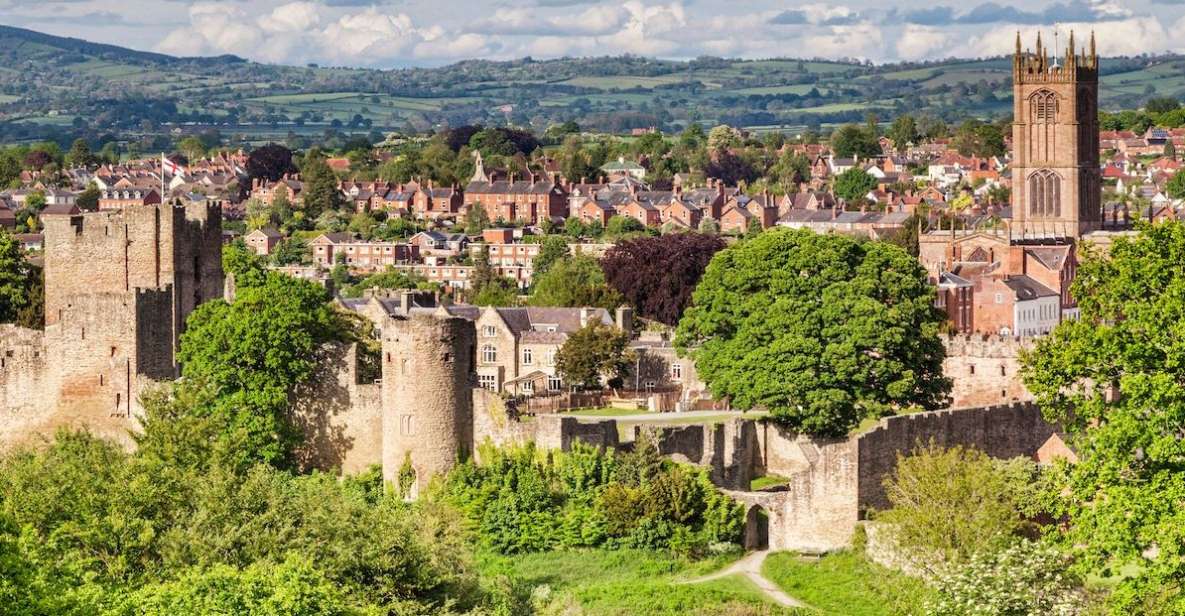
[
  {"left": 886, "top": 114, "right": 919, "bottom": 149},
  {"left": 76, "top": 183, "right": 100, "bottom": 211},
  {"left": 1021, "top": 221, "right": 1185, "bottom": 612},
  {"left": 675, "top": 228, "right": 950, "bottom": 436},
  {"left": 604, "top": 215, "right": 645, "bottom": 237},
  {"left": 464, "top": 205, "right": 491, "bottom": 235},
  {"left": 564, "top": 216, "right": 586, "bottom": 238},
  {"left": 1166, "top": 141, "right": 1178, "bottom": 161},
  {"left": 770, "top": 150, "right": 810, "bottom": 192},
  {"left": 0, "top": 230, "right": 32, "bottom": 323},
  {"left": 879, "top": 444, "right": 1036, "bottom": 569},
  {"left": 176, "top": 136, "right": 208, "bottom": 163},
  {"left": 246, "top": 144, "right": 296, "bottom": 185},
  {"left": 1146, "top": 96, "right": 1180, "bottom": 114},
  {"left": 707, "top": 125, "right": 740, "bottom": 151},
  {"left": 831, "top": 124, "right": 881, "bottom": 159},
  {"left": 469, "top": 249, "right": 517, "bottom": 306},
  {"left": 952, "top": 119, "right": 1006, "bottom": 158},
  {"left": 833, "top": 167, "right": 877, "bottom": 204},
  {"left": 533, "top": 235, "right": 570, "bottom": 278},
  {"left": 177, "top": 272, "right": 348, "bottom": 467},
  {"left": 529, "top": 255, "right": 622, "bottom": 310},
  {"left": 601, "top": 233, "right": 725, "bottom": 326},
  {"left": 556, "top": 321, "right": 634, "bottom": 389},
  {"left": 64, "top": 138, "right": 95, "bottom": 168},
  {"left": 698, "top": 216, "right": 719, "bottom": 234},
  {"left": 299, "top": 156, "right": 342, "bottom": 219},
  {"left": 1167, "top": 169, "right": 1185, "bottom": 199}
]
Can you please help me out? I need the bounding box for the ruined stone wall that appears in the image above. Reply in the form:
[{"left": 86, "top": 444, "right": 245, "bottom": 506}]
[
  {"left": 760, "top": 426, "right": 861, "bottom": 552},
  {"left": 855, "top": 402, "right": 1056, "bottom": 513},
  {"left": 472, "top": 388, "right": 537, "bottom": 454},
  {"left": 292, "top": 342, "right": 383, "bottom": 474},
  {"left": 942, "top": 334, "right": 1032, "bottom": 408},
  {"left": 381, "top": 315, "right": 476, "bottom": 493},
  {"left": 0, "top": 326, "right": 55, "bottom": 449},
  {"left": 534, "top": 416, "right": 618, "bottom": 451}
]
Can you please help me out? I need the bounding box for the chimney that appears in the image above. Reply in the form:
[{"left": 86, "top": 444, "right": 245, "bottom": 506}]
[{"left": 615, "top": 305, "right": 634, "bottom": 333}]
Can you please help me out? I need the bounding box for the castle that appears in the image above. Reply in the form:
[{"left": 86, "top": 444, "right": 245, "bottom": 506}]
[{"left": 0, "top": 201, "right": 223, "bottom": 449}]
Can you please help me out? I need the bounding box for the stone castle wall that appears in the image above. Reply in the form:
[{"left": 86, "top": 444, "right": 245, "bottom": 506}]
[
  {"left": 942, "top": 334, "right": 1033, "bottom": 408},
  {"left": 855, "top": 402, "right": 1055, "bottom": 513},
  {"left": 0, "top": 203, "right": 223, "bottom": 452}
]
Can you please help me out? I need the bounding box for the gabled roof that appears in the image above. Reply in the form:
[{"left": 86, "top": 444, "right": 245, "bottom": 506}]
[{"left": 1005, "top": 275, "right": 1058, "bottom": 301}]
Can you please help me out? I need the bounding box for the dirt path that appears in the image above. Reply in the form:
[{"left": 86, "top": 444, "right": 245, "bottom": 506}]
[{"left": 681, "top": 550, "right": 807, "bottom": 609}]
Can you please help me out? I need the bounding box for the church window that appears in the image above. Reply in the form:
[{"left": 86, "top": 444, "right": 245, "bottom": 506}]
[{"left": 1028, "top": 170, "right": 1061, "bottom": 217}]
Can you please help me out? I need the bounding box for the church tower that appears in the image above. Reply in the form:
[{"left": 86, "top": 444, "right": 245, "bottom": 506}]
[{"left": 1011, "top": 31, "right": 1101, "bottom": 238}]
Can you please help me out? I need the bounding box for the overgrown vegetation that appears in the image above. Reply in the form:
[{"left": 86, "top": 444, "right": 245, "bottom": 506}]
[{"left": 434, "top": 436, "right": 745, "bottom": 557}]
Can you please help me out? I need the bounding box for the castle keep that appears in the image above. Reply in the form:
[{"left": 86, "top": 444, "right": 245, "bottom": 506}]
[{"left": 0, "top": 202, "right": 223, "bottom": 449}]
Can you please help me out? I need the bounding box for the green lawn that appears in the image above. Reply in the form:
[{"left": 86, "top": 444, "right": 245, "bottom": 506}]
[
  {"left": 478, "top": 548, "right": 806, "bottom": 615},
  {"left": 751, "top": 474, "right": 791, "bottom": 491},
  {"left": 763, "top": 551, "right": 934, "bottom": 616}
]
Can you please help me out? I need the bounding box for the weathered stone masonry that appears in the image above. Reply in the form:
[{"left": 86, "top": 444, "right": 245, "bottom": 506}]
[{"left": 0, "top": 202, "right": 222, "bottom": 450}]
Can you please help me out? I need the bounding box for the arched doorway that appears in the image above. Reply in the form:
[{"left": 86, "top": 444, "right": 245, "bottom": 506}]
[{"left": 744, "top": 505, "right": 769, "bottom": 550}]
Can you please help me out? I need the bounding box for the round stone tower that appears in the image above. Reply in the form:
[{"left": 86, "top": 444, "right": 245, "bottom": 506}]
[{"left": 381, "top": 314, "right": 475, "bottom": 497}]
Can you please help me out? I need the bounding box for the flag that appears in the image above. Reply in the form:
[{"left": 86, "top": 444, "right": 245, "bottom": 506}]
[{"left": 162, "top": 154, "right": 186, "bottom": 179}]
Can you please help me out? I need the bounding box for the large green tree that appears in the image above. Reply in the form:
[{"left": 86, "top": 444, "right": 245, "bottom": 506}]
[
  {"left": 1022, "top": 221, "right": 1185, "bottom": 613},
  {"left": 177, "top": 271, "right": 349, "bottom": 467},
  {"left": 833, "top": 167, "right": 877, "bottom": 204},
  {"left": 556, "top": 321, "right": 634, "bottom": 389},
  {"left": 0, "top": 230, "right": 33, "bottom": 324},
  {"left": 676, "top": 228, "right": 950, "bottom": 436},
  {"left": 529, "top": 254, "right": 622, "bottom": 310}
]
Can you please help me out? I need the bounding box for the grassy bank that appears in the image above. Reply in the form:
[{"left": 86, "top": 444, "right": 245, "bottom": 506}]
[
  {"left": 478, "top": 549, "right": 806, "bottom": 615},
  {"left": 762, "top": 551, "right": 935, "bottom": 616}
]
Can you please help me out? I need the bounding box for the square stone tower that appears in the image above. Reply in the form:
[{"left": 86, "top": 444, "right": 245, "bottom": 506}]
[{"left": 1011, "top": 31, "right": 1101, "bottom": 238}]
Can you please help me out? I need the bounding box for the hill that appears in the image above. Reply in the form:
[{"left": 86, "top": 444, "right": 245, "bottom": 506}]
[{"left": 0, "top": 24, "right": 1180, "bottom": 144}]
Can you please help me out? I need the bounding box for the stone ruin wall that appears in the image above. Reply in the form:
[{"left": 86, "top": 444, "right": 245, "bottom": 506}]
[
  {"left": 855, "top": 402, "right": 1056, "bottom": 513},
  {"left": 291, "top": 342, "right": 382, "bottom": 474},
  {"left": 0, "top": 203, "right": 223, "bottom": 453},
  {"left": 942, "top": 334, "right": 1033, "bottom": 408}
]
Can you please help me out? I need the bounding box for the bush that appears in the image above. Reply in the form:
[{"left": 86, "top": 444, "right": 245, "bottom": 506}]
[
  {"left": 435, "top": 440, "right": 744, "bottom": 556},
  {"left": 929, "top": 540, "right": 1085, "bottom": 616}
]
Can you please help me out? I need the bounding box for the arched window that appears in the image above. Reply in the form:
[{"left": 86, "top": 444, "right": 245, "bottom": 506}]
[
  {"left": 1028, "top": 169, "right": 1061, "bottom": 217},
  {"left": 481, "top": 345, "right": 497, "bottom": 363},
  {"left": 1030, "top": 90, "right": 1058, "bottom": 123}
]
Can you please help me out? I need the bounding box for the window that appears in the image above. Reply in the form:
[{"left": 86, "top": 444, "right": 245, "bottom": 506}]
[
  {"left": 521, "top": 381, "right": 534, "bottom": 395},
  {"left": 481, "top": 345, "right": 497, "bottom": 363},
  {"left": 478, "top": 374, "right": 497, "bottom": 390},
  {"left": 545, "top": 349, "right": 556, "bottom": 366},
  {"left": 671, "top": 362, "right": 683, "bottom": 381},
  {"left": 522, "top": 348, "right": 533, "bottom": 365},
  {"left": 482, "top": 325, "right": 497, "bottom": 337},
  {"left": 1028, "top": 169, "right": 1061, "bottom": 217},
  {"left": 548, "top": 376, "right": 563, "bottom": 391},
  {"left": 969, "top": 364, "right": 976, "bottom": 375},
  {"left": 995, "top": 293, "right": 1003, "bottom": 304}
]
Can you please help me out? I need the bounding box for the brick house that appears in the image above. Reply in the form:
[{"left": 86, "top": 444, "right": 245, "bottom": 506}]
[
  {"left": 245, "top": 228, "right": 282, "bottom": 256},
  {"left": 309, "top": 232, "right": 419, "bottom": 269}
]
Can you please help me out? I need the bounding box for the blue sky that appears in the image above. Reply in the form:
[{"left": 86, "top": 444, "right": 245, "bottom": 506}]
[{"left": 1, "top": 0, "right": 1184, "bottom": 67}]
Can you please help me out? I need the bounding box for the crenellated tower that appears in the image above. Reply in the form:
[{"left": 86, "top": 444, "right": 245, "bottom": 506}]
[{"left": 1011, "top": 31, "right": 1101, "bottom": 238}]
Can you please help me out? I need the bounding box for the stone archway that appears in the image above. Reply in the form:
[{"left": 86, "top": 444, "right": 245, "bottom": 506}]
[{"left": 744, "top": 504, "right": 769, "bottom": 550}]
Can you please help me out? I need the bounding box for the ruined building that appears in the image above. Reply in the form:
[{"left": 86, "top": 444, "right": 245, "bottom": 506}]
[{"left": 0, "top": 202, "right": 223, "bottom": 449}]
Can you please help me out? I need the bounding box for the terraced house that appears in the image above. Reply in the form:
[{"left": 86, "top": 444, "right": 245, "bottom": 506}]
[{"left": 464, "top": 153, "right": 568, "bottom": 225}]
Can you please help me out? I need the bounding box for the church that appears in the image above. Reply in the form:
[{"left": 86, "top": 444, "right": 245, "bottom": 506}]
[{"left": 919, "top": 32, "right": 1127, "bottom": 337}]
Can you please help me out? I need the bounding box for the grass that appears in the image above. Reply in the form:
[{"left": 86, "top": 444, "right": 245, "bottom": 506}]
[
  {"left": 762, "top": 551, "right": 935, "bottom": 616},
  {"left": 750, "top": 474, "right": 791, "bottom": 491},
  {"left": 478, "top": 548, "right": 806, "bottom": 615}
]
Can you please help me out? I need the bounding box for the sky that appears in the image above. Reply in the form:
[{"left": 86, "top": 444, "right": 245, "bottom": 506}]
[{"left": 2, "top": 0, "right": 1185, "bottom": 68}]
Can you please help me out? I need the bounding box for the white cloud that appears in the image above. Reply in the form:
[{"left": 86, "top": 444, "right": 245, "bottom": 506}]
[
  {"left": 896, "top": 24, "right": 951, "bottom": 61},
  {"left": 959, "top": 17, "right": 1173, "bottom": 58},
  {"left": 802, "top": 24, "right": 884, "bottom": 60}
]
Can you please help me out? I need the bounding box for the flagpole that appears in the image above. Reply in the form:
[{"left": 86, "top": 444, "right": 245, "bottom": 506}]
[{"left": 160, "top": 152, "right": 166, "bottom": 205}]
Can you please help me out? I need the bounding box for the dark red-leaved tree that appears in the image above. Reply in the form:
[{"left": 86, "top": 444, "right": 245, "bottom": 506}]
[
  {"left": 246, "top": 143, "right": 297, "bottom": 184},
  {"left": 601, "top": 233, "right": 726, "bottom": 326}
]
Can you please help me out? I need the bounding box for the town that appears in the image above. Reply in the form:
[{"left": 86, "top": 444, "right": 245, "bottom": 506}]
[{"left": 0, "top": 20, "right": 1182, "bottom": 616}]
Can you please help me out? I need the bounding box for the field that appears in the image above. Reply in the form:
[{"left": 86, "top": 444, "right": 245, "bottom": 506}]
[
  {"left": 0, "top": 23, "right": 1182, "bottom": 140},
  {"left": 763, "top": 551, "right": 936, "bottom": 616},
  {"left": 478, "top": 549, "right": 806, "bottom": 615}
]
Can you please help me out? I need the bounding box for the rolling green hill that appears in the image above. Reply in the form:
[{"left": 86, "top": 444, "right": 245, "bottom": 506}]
[{"left": 0, "top": 24, "right": 1180, "bottom": 144}]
